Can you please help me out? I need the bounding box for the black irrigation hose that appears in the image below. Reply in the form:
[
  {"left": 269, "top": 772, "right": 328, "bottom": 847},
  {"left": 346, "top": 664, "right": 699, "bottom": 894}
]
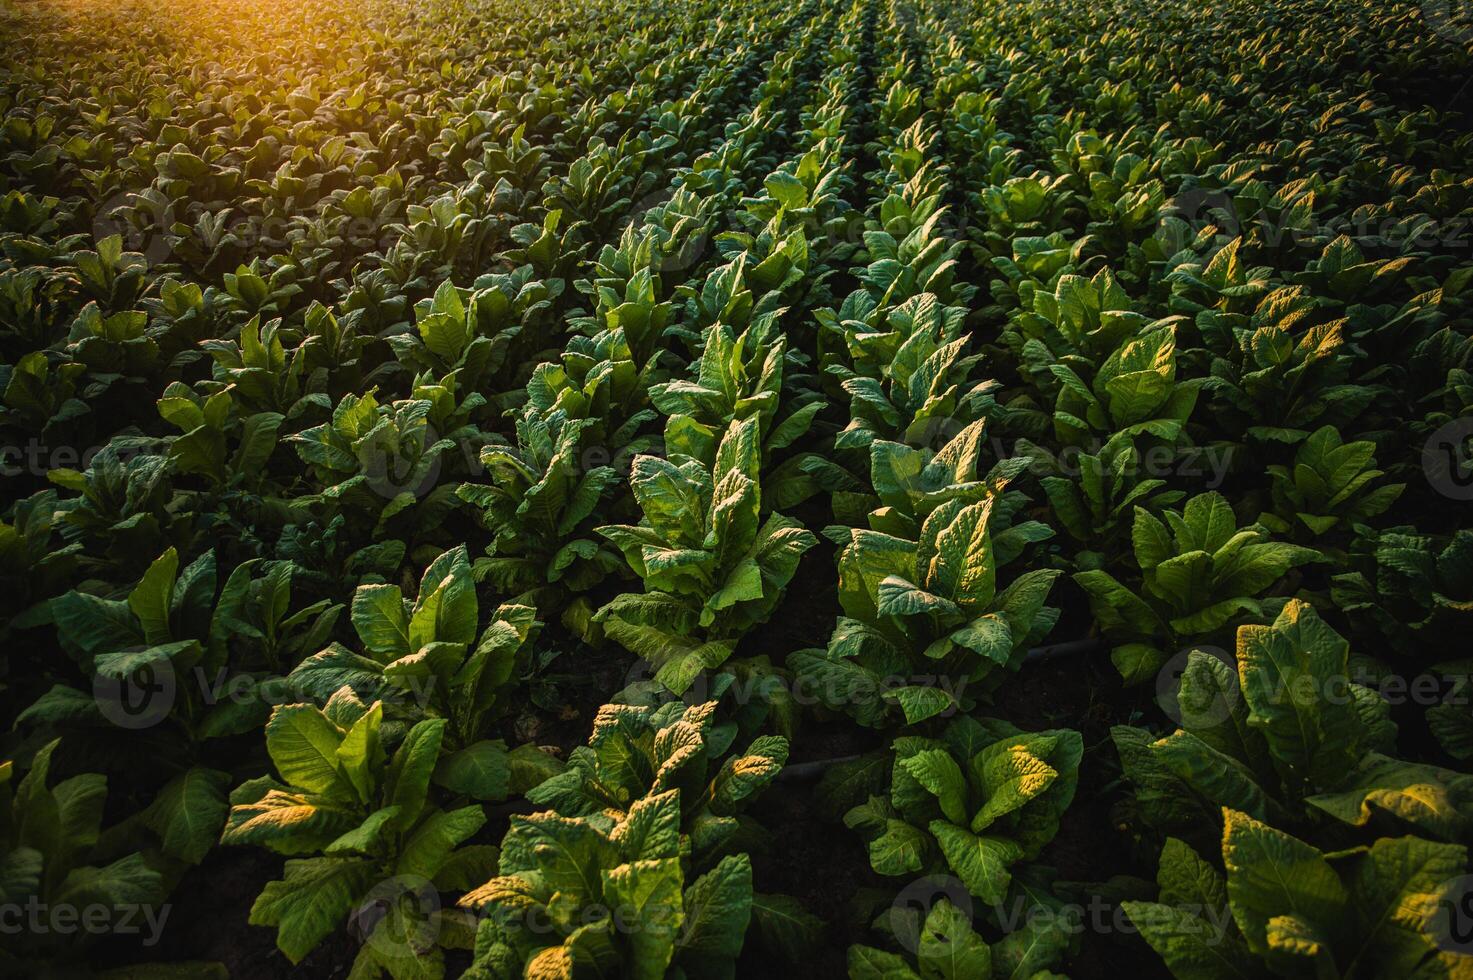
[
  {"left": 779, "top": 756, "right": 862, "bottom": 780},
  {"left": 1021, "top": 636, "right": 1100, "bottom": 664}
]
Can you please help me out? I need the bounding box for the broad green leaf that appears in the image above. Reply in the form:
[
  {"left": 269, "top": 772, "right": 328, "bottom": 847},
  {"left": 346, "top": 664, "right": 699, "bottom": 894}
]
[
  {"left": 917, "top": 898, "right": 991, "bottom": 980},
  {"left": 397, "top": 805, "right": 486, "bottom": 879},
  {"left": 898, "top": 749, "right": 968, "bottom": 826},
  {"left": 145, "top": 767, "right": 230, "bottom": 864},
  {"left": 681, "top": 854, "right": 754, "bottom": 966},
  {"left": 129, "top": 547, "right": 179, "bottom": 645},
  {"left": 249, "top": 857, "right": 375, "bottom": 963},
  {"left": 1221, "top": 810, "right": 1349, "bottom": 957},
  {"left": 930, "top": 822, "right": 1023, "bottom": 904},
  {"left": 352, "top": 584, "right": 410, "bottom": 660},
  {"left": 266, "top": 704, "right": 347, "bottom": 796},
  {"left": 434, "top": 740, "right": 511, "bottom": 801},
  {"left": 602, "top": 857, "right": 684, "bottom": 980}
]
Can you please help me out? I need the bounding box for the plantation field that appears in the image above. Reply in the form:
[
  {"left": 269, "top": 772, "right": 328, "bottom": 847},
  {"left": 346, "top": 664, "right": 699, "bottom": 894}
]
[{"left": 2, "top": 0, "right": 1472, "bottom": 975}]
